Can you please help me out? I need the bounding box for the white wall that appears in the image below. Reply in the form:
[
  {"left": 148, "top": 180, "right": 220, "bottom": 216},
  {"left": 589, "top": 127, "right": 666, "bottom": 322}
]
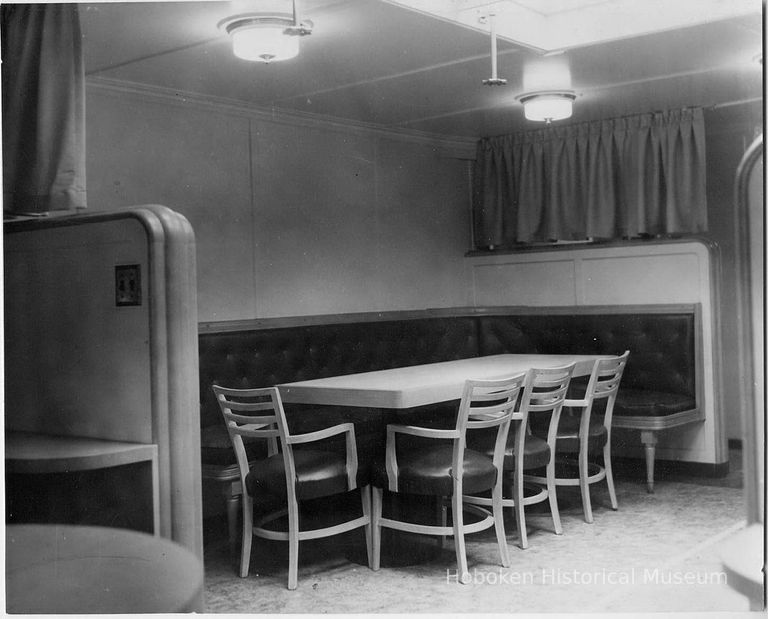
[
  {"left": 86, "top": 80, "right": 475, "bottom": 322},
  {"left": 84, "top": 79, "right": 754, "bottom": 455}
]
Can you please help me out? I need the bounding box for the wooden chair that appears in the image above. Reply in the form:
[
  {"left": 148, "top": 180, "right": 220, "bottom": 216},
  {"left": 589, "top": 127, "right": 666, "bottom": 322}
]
[
  {"left": 464, "top": 364, "right": 575, "bottom": 549},
  {"left": 530, "top": 351, "right": 629, "bottom": 523},
  {"left": 370, "top": 374, "right": 523, "bottom": 584},
  {"left": 213, "top": 385, "right": 372, "bottom": 590}
]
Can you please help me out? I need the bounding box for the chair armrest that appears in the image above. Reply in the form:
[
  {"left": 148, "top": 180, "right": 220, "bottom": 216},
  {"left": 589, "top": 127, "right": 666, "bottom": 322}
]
[
  {"left": 287, "top": 423, "right": 359, "bottom": 490},
  {"left": 286, "top": 422, "right": 355, "bottom": 445}
]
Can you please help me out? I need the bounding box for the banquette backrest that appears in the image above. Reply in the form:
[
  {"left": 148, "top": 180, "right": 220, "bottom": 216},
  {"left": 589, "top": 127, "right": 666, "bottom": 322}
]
[
  {"left": 198, "top": 316, "right": 480, "bottom": 429},
  {"left": 198, "top": 306, "right": 700, "bottom": 433},
  {"left": 477, "top": 312, "right": 696, "bottom": 397}
]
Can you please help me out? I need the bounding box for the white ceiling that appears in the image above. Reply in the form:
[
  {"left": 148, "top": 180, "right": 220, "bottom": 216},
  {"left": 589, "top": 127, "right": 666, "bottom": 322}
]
[
  {"left": 80, "top": 0, "right": 764, "bottom": 140},
  {"left": 385, "top": 0, "right": 759, "bottom": 53}
]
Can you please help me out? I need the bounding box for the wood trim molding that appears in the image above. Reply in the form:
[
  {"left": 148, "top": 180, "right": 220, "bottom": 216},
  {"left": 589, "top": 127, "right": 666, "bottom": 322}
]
[
  {"left": 86, "top": 76, "right": 477, "bottom": 159},
  {"left": 613, "top": 408, "right": 705, "bottom": 431},
  {"left": 198, "top": 303, "right": 700, "bottom": 334},
  {"left": 465, "top": 235, "right": 719, "bottom": 258}
]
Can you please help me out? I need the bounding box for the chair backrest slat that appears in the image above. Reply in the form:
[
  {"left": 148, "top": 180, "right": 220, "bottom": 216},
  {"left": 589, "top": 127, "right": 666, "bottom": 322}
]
[
  {"left": 520, "top": 364, "right": 576, "bottom": 437},
  {"left": 457, "top": 372, "right": 526, "bottom": 483},
  {"left": 212, "top": 385, "right": 287, "bottom": 488},
  {"left": 588, "top": 351, "right": 630, "bottom": 401}
]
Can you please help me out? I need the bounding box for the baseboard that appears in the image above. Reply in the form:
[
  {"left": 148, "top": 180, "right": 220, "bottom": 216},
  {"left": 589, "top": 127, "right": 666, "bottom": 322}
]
[{"left": 612, "top": 456, "right": 731, "bottom": 479}]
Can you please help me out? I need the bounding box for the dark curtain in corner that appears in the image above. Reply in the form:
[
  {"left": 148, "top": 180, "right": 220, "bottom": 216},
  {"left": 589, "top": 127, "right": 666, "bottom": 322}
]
[
  {"left": 472, "top": 107, "right": 707, "bottom": 247},
  {"left": 2, "top": 3, "right": 86, "bottom": 213}
]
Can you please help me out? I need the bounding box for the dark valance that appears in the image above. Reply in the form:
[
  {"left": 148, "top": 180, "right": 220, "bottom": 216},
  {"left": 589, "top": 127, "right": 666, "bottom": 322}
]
[
  {"left": 2, "top": 3, "right": 86, "bottom": 214},
  {"left": 472, "top": 108, "right": 707, "bottom": 248}
]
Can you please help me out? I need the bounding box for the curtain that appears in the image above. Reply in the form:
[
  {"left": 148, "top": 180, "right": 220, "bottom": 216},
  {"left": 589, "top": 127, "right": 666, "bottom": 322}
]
[
  {"left": 472, "top": 108, "right": 706, "bottom": 248},
  {"left": 2, "top": 3, "right": 86, "bottom": 214}
]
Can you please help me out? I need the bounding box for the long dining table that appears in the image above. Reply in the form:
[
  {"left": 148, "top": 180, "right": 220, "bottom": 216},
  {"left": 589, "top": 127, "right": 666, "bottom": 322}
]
[
  {"left": 277, "top": 353, "right": 602, "bottom": 409},
  {"left": 277, "top": 353, "right": 604, "bottom": 567}
]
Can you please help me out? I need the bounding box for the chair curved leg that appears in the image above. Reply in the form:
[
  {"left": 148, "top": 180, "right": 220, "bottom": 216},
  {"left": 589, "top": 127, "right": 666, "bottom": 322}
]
[
  {"left": 579, "top": 446, "right": 593, "bottom": 524},
  {"left": 451, "top": 492, "right": 470, "bottom": 584},
  {"left": 361, "top": 485, "right": 373, "bottom": 568},
  {"left": 546, "top": 458, "right": 563, "bottom": 535},
  {"left": 240, "top": 495, "right": 254, "bottom": 578},
  {"left": 604, "top": 443, "right": 618, "bottom": 510},
  {"left": 371, "top": 486, "right": 383, "bottom": 571},
  {"left": 287, "top": 503, "right": 300, "bottom": 590},
  {"left": 492, "top": 478, "right": 510, "bottom": 567},
  {"left": 513, "top": 468, "right": 528, "bottom": 549}
]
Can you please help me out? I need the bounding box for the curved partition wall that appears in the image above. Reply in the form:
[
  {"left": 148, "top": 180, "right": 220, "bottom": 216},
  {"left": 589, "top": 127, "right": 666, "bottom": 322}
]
[
  {"left": 4, "top": 205, "right": 202, "bottom": 560},
  {"left": 733, "top": 135, "right": 765, "bottom": 526}
]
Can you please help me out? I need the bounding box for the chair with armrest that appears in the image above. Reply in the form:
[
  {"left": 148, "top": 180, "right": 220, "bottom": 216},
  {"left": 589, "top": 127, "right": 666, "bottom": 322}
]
[
  {"left": 530, "top": 351, "right": 629, "bottom": 524},
  {"left": 370, "top": 373, "right": 524, "bottom": 584},
  {"left": 213, "top": 385, "right": 372, "bottom": 590},
  {"left": 464, "top": 364, "right": 575, "bottom": 549}
]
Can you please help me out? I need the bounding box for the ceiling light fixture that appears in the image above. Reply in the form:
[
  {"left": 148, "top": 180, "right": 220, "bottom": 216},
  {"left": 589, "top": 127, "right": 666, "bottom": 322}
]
[
  {"left": 516, "top": 90, "right": 576, "bottom": 123},
  {"left": 218, "top": 0, "right": 312, "bottom": 63}
]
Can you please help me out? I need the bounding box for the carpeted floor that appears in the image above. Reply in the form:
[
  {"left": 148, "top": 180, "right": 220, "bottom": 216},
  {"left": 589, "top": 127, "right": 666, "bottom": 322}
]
[{"left": 202, "top": 450, "right": 755, "bottom": 614}]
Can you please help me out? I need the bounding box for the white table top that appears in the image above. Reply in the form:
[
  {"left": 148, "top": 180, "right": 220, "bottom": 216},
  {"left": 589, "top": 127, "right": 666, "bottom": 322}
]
[
  {"left": 278, "top": 353, "right": 601, "bottom": 408},
  {"left": 6, "top": 524, "right": 204, "bottom": 613}
]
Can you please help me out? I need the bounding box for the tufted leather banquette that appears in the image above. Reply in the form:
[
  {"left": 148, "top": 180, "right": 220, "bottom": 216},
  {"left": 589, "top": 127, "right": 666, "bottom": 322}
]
[{"left": 199, "top": 305, "right": 704, "bottom": 520}]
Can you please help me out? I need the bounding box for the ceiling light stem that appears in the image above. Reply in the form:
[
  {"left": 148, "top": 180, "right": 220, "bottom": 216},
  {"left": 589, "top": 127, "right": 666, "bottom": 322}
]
[
  {"left": 481, "top": 13, "right": 507, "bottom": 86},
  {"left": 490, "top": 16, "right": 498, "bottom": 79}
]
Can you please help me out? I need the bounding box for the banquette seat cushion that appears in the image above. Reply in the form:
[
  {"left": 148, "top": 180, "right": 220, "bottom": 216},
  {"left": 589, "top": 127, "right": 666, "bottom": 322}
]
[{"left": 613, "top": 389, "right": 697, "bottom": 417}]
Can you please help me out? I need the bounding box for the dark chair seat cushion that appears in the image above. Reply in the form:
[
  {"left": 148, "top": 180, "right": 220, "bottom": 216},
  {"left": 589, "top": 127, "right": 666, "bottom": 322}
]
[
  {"left": 468, "top": 428, "right": 551, "bottom": 471},
  {"left": 370, "top": 446, "right": 497, "bottom": 496},
  {"left": 552, "top": 411, "right": 608, "bottom": 453},
  {"left": 245, "top": 449, "right": 350, "bottom": 501},
  {"left": 614, "top": 389, "right": 696, "bottom": 417},
  {"left": 200, "top": 423, "right": 269, "bottom": 466}
]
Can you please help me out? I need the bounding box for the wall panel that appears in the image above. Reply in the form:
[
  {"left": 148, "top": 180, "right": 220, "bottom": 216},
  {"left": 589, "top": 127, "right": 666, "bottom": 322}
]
[
  {"left": 579, "top": 252, "right": 702, "bottom": 304},
  {"left": 473, "top": 259, "right": 576, "bottom": 306},
  {"left": 86, "top": 87, "right": 256, "bottom": 322},
  {"left": 86, "top": 82, "right": 473, "bottom": 321}
]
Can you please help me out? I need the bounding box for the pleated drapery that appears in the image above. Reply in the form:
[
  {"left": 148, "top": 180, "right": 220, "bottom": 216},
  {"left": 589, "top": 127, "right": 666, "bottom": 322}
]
[
  {"left": 2, "top": 3, "right": 86, "bottom": 214},
  {"left": 472, "top": 108, "right": 707, "bottom": 248}
]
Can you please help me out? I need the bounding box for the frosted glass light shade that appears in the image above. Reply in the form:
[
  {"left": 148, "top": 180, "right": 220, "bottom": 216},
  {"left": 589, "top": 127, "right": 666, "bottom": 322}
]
[
  {"left": 218, "top": 8, "right": 312, "bottom": 64},
  {"left": 230, "top": 22, "right": 299, "bottom": 63},
  {"left": 518, "top": 91, "right": 576, "bottom": 122}
]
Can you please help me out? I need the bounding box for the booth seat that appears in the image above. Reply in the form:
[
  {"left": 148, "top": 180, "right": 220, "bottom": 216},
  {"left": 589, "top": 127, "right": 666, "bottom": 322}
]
[{"left": 198, "top": 305, "right": 704, "bottom": 530}]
